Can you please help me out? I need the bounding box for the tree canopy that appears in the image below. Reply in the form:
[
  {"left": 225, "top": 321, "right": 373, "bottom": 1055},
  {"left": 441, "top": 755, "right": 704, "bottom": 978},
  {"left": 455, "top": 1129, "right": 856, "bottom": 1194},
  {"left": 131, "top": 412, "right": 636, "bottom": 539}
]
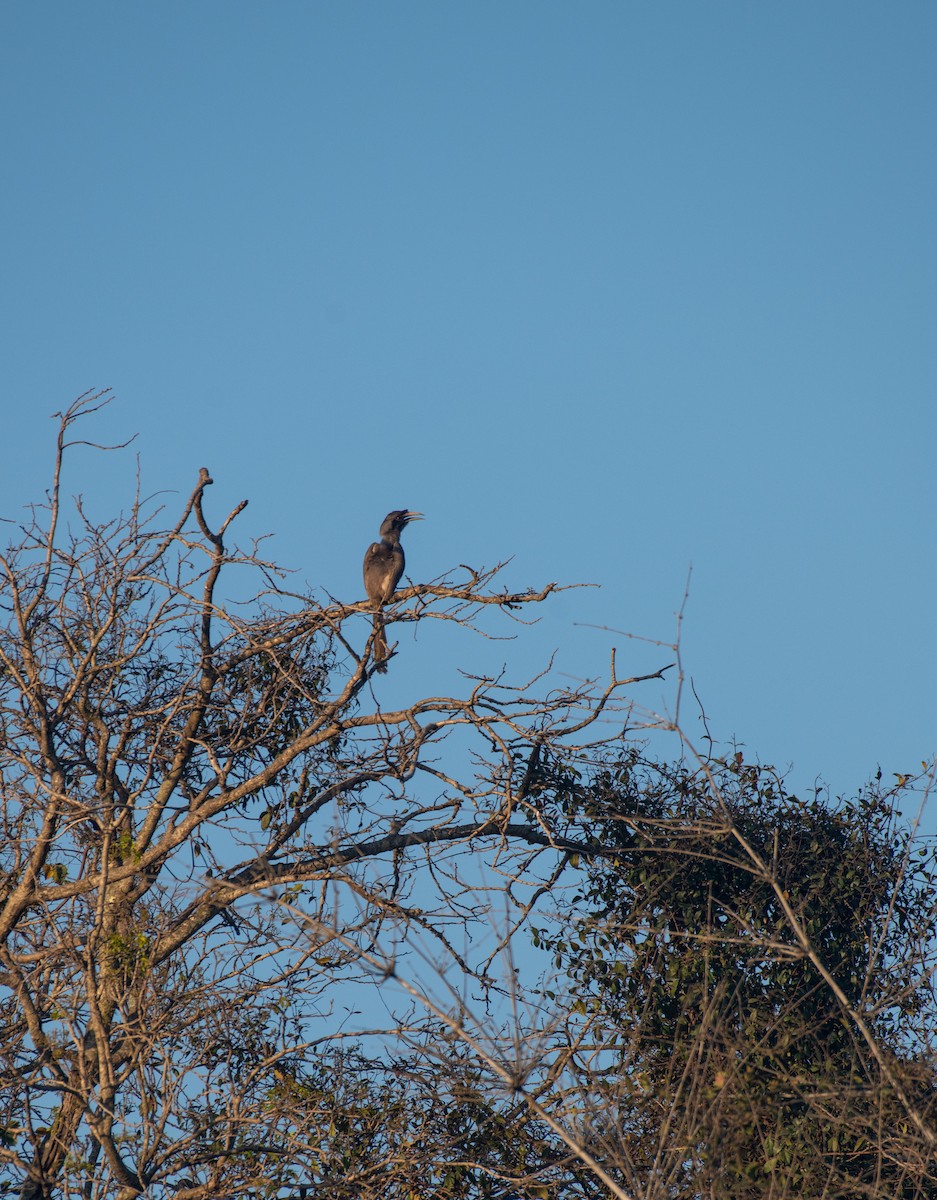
[
  {"left": 0, "top": 393, "right": 934, "bottom": 1200},
  {"left": 536, "top": 750, "right": 937, "bottom": 1198}
]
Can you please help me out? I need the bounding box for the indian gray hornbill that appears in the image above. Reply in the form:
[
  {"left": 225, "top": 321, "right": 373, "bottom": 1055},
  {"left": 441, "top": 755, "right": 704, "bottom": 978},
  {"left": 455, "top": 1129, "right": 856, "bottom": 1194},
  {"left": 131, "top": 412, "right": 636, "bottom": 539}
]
[{"left": 362, "top": 509, "right": 423, "bottom": 670}]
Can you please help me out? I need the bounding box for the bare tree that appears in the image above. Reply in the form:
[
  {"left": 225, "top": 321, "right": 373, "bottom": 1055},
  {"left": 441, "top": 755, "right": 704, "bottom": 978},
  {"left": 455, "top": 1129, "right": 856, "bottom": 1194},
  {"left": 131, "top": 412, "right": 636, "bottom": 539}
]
[
  {"left": 0, "top": 392, "right": 665, "bottom": 1199},
  {"left": 9, "top": 393, "right": 927, "bottom": 1200}
]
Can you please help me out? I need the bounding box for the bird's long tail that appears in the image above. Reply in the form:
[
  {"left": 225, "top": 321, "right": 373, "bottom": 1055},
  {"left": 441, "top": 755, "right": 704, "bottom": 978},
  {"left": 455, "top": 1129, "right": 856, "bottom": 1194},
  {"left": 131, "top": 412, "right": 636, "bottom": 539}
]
[{"left": 371, "top": 611, "right": 389, "bottom": 672}]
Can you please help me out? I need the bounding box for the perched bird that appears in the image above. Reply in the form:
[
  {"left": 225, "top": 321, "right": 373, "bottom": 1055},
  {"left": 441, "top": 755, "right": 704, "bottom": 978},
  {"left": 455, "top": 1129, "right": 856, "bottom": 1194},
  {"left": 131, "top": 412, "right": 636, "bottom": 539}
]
[{"left": 362, "top": 509, "right": 423, "bottom": 670}]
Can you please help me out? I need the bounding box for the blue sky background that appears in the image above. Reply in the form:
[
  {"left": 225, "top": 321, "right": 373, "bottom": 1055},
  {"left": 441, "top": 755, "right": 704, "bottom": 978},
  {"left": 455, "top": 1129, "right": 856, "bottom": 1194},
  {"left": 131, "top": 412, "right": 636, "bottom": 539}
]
[{"left": 1, "top": 2, "right": 935, "bottom": 809}]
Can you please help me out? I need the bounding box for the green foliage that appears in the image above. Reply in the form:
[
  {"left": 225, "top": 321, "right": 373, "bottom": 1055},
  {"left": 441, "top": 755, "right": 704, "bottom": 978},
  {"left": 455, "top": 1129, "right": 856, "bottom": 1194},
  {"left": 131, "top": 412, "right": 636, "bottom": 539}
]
[
  {"left": 105, "top": 930, "right": 151, "bottom": 975},
  {"left": 538, "top": 750, "right": 937, "bottom": 1198},
  {"left": 237, "top": 1047, "right": 575, "bottom": 1200}
]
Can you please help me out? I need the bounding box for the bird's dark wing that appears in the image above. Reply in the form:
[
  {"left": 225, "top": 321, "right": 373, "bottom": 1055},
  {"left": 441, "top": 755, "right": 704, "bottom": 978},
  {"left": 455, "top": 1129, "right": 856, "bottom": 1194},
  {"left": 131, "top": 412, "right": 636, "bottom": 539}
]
[{"left": 363, "top": 541, "right": 404, "bottom": 606}]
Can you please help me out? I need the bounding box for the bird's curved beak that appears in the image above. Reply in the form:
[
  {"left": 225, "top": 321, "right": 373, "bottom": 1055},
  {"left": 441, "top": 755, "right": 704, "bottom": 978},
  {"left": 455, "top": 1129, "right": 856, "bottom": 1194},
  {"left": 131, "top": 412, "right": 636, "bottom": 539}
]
[{"left": 404, "top": 511, "right": 424, "bottom": 523}]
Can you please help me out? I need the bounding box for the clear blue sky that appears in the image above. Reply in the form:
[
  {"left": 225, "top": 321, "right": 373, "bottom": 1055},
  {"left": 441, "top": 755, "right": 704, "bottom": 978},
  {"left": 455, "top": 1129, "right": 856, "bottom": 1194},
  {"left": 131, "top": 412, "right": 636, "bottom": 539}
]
[{"left": 2, "top": 2, "right": 935, "bottom": 804}]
